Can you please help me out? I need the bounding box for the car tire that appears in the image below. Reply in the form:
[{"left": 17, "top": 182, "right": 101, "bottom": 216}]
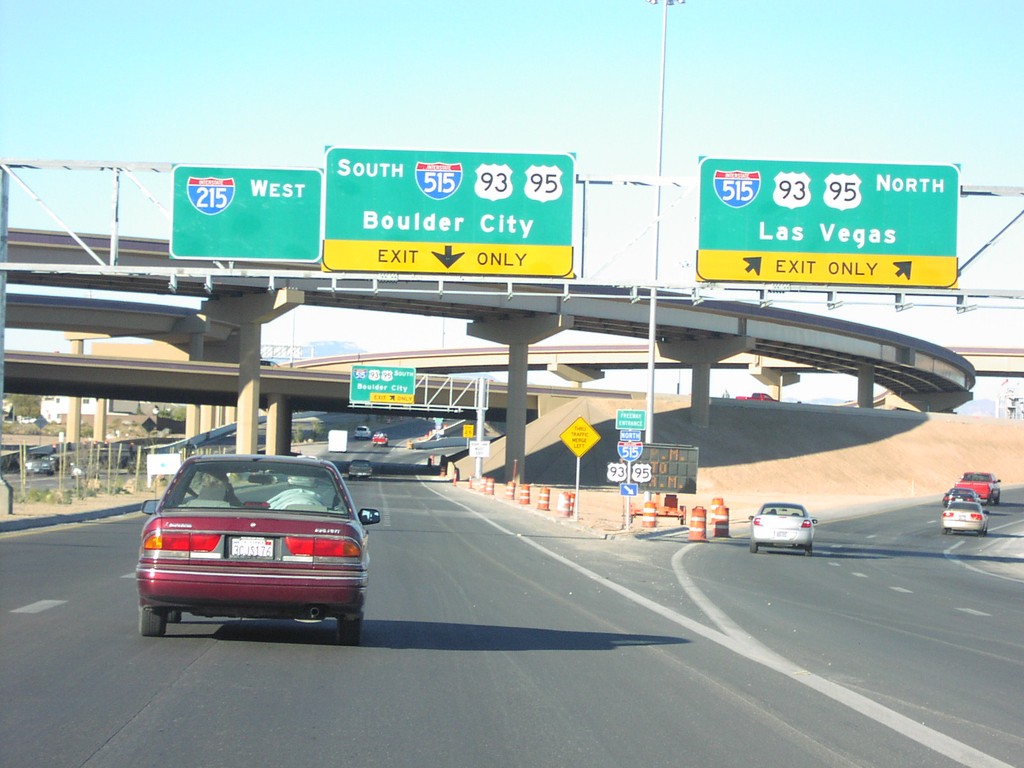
[
  {"left": 980, "top": 527, "right": 988, "bottom": 537},
  {"left": 749, "top": 539, "right": 759, "bottom": 554},
  {"left": 993, "top": 494, "right": 1000, "bottom": 506},
  {"left": 941, "top": 527, "right": 949, "bottom": 535},
  {"left": 804, "top": 544, "right": 813, "bottom": 556},
  {"left": 139, "top": 607, "right": 167, "bottom": 637},
  {"left": 335, "top": 616, "right": 362, "bottom": 646},
  {"left": 167, "top": 610, "right": 182, "bottom": 624}
]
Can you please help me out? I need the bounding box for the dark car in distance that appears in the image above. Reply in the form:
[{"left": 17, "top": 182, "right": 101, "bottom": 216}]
[
  {"left": 942, "top": 487, "right": 981, "bottom": 507},
  {"left": 136, "top": 454, "right": 380, "bottom": 645}
]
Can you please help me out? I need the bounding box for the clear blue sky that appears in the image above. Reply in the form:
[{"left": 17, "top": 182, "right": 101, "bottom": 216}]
[{"left": 2, "top": 0, "right": 1022, "bottom": 404}]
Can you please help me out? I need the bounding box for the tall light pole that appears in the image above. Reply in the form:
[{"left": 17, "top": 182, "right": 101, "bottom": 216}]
[{"left": 643, "top": 0, "right": 682, "bottom": 446}]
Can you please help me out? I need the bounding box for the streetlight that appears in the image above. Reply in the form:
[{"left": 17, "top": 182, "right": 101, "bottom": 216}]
[{"left": 643, "top": 0, "right": 683, "bottom": 446}]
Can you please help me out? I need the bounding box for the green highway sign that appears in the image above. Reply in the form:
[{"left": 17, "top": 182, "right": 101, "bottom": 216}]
[
  {"left": 696, "top": 158, "right": 960, "bottom": 288},
  {"left": 615, "top": 409, "right": 647, "bottom": 431},
  {"left": 171, "top": 165, "right": 322, "bottom": 262},
  {"left": 349, "top": 365, "right": 417, "bottom": 405},
  {"left": 322, "top": 147, "right": 575, "bottom": 277}
]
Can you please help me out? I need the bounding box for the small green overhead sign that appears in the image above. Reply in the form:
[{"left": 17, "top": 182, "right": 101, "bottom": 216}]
[
  {"left": 349, "top": 365, "right": 417, "bottom": 405},
  {"left": 171, "top": 165, "right": 322, "bottom": 262}
]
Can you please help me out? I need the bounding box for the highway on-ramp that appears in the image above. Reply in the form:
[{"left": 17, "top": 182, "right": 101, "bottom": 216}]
[{"left": 2, "top": 483, "right": 1021, "bottom": 767}]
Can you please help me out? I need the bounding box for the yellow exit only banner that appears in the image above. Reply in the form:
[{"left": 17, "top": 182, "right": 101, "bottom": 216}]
[{"left": 323, "top": 240, "right": 574, "bottom": 278}]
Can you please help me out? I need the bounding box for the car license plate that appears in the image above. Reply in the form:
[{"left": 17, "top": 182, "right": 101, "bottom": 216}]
[
  {"left": 231, "top": 537, "right": 273, "bottom": 559},
  {"left": 774, "top": 530, "right": 796, "bottom": 540}
]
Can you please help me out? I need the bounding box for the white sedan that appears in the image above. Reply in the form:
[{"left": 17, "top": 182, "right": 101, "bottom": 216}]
[
  {"left": 941, "top": 501, "right": 988, "bottom": 536},
  {"left": 749, "top": 503, "right": 817, "bottom": 556}
]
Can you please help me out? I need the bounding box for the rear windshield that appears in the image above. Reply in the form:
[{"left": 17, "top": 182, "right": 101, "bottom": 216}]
[
  {"left": 164, "top": 461, "right": 351, "bottom": 515},
  {"left": 759, "top": 505, "right": 807, "bottom": 517}
]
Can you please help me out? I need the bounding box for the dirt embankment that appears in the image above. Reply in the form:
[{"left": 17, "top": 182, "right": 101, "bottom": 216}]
[{"left": 461, "top": 396, "right": 1024, "bottom": 498}]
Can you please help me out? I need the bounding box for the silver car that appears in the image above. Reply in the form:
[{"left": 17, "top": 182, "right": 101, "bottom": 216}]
[
  {"left": 941, "top": 500, "right": 988, "bottom": 536},
  {"left": 749, "top": 503, "right": 816, "bottom": 556}
]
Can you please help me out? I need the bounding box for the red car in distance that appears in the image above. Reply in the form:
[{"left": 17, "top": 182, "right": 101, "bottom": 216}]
[
  {"left": 371, "top": 432, "right": 389, "bottom": 446},
  {"left": 736, "top": 392, "right": 776, "bottom": 401},
  {"left": 136, "top": 454, "right": 381, "bottom": 645}
]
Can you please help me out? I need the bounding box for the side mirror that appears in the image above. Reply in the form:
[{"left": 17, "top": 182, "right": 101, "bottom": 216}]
[
  {"left": 811, "top": 518, "right": 819, "bottom": 524},
  {"left": 359, "top": 508, "right": 381, "bottom": 525},
  {"left": 747, "top": 515, "right": 755, "bottom": 521},
  {"left": 141, "top": 499, "right": 158, "bottom": 515}
]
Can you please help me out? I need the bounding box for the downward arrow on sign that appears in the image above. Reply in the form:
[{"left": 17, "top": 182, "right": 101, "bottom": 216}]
[{"left": 432, "top": 245, "right": 464, "bottom": 269}]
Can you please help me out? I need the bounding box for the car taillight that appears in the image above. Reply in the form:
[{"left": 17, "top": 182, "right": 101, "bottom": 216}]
[
  {"left": 942, "top": 511, "right": 954, "bottom": 519},
  {"left": 752, "top": 517, "right": 763, "bottom": 526},
  {"left": 970, "top": 513, "right": 984, "bottom": 521},
  {"left": 801, "top": 520, "right": 812, "bottom": 529},
  {"left": 284, "top": 536, "right": 361, "bottom": 561},
  {"left": 143, "top": 530, "right": 222, "bottom": 558}
]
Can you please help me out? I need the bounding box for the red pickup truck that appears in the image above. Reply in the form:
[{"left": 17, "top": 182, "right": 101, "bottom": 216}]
[
  {"left": 736, "top": 393, "right": 775, "bottom": 401},
  {"left": 954, "top": 472, "right": 1001, "bottom": 505}
]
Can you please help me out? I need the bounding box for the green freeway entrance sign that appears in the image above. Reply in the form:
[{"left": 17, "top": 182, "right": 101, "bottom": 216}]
[
  {"left": 615, "top": 409, "right": 647, "bottom": 431},
  {"left": 349, "top": 365, "right": 417, "bottom": 405},
  {"left": 171, "top": 165, "right": 322, "bottom": 262},
  {"left": 696, "top": 158, "right": 960, "bottom": 288},
  {"left": 322, "top": 147, "right": 575, "bottom": 278}
]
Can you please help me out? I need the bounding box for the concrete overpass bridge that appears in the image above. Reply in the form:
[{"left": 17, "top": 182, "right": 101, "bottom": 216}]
[{"left": 1, "top": 228, "right": 983, "bottom": 481}]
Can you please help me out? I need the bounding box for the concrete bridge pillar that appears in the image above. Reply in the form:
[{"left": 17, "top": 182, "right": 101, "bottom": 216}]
[
  {"left": 659, "top": 337, "right": 756, "bottom": 428},
  {"left": 857, "top": 364, "right": 876, "bottom": 408},
  {"left": 93, "top": 398, "right": 108, "bottom": 443},
  {"left": 265, "top": 394, "right": 292, "bottom": 456},
  {"left": 202, "top": 289, "right": 303, "bottom": 454},
  {"left": 468, "top": 314, "right": 573, "bottom": 483},
  {"left": 66, "top": 338, "right": 85, "bottom": 444}
]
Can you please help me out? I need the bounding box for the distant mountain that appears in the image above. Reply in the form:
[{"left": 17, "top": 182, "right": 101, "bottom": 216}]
[{"left": 956, "top": 399, "right": 997, "bottom": 417}]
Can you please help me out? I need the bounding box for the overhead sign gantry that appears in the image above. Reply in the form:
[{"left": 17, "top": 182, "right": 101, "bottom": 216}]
[
  {"left": 321, "top": 147, "right": 575, "bottom": 278},
  {"left": 696, "top": 158, "right": 960, "bottom": 288}
]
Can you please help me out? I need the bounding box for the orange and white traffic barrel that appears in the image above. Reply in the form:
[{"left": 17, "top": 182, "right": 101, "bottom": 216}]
[
  {"left": 641, "top": 500, "right": 658, "bottom": 529},
  {"left": 689, "top": 506, "right": 707, "bottom": 542},
  {"left": 484, "top": 477, "right": 495, "bottom": 495},
  {"left": 537, "top": 487, "right": 551, "bottom": 511},
  {"left": 557, "top": 491, "right": 573, "bottom": 517},
  {"left": 712, "top": 505, "right": 730, "bottom": 538},
  {"left": 518, "top": 484, "right": 531, "bottom": 506},
  {"left": 505, "top": 481, "right": 516, "bottom": 500}
]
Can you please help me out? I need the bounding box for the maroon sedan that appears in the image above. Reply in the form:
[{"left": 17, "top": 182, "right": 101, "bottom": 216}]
[{"left": 136, "top": 454, "right": 381, "bottom": 645}]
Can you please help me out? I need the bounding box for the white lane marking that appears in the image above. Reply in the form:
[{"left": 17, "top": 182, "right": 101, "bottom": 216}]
[
  {"left": 955, "top": 607, "right": 991, "bottom": 617},
  {"left": 122, "top": 572, "right": 136, "bottom": 579},
  {"left": 852, "top": 572, "right": 869, "bottom": 578},
  {"left": 11, "top": 600, "right": 67, "bottom": 614},
  {"left": 425, "top": 484, "right": 1013, "bottom": 768},
  {"left": 890, "top": 586, "right": 913, "bottom": 593}
]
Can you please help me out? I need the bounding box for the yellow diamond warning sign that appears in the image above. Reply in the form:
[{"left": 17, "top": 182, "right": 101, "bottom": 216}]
[{"left": 560, "top": 416, "right": 601, "bottom": 458}]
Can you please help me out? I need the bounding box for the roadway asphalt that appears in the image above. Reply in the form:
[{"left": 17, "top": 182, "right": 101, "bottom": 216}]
[{"left": 3, "top": 478, "right": 1022, "bottom": 767}]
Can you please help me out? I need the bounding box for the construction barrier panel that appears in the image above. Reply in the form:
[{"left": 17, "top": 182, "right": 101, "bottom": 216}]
[
  {"left": 641, "top": 500, "right": 658, "bottom": 529},
  {"left": 689, "top": 505, "right": 707, "bottom": 542},
  {"left": 537, "top": 487, "right": 551, "bottom": 511}
]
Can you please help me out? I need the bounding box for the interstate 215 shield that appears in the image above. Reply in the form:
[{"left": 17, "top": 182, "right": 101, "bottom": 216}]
[
  {"left": 416, "top": 161, "right": 463, "bottom": 200},
  {"left": 713, "top": 169, "right": 760, "bottom": 209},
  {"left": 187, "top": 177, "right": 236, "bottom": 215}
]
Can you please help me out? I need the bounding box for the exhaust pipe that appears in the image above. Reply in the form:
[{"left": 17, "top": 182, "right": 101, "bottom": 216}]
[{"left": 308, "top": 606, "right": 322, "bottom": 620}]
